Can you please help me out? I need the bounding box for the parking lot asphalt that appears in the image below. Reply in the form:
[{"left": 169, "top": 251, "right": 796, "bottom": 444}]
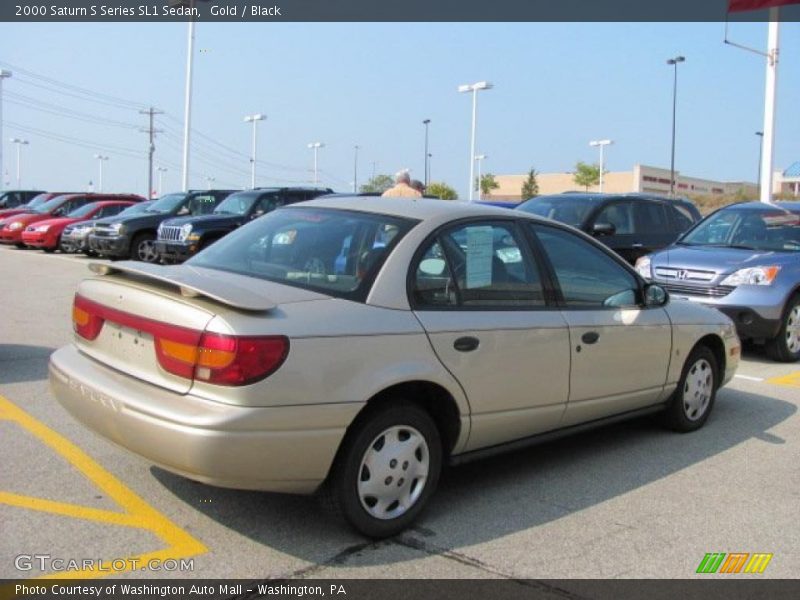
[{"left": 1, "top": 244, "right": 798, "bottom": 580}]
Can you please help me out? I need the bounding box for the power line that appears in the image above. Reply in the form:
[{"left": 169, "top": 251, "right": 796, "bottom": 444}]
[
  {"left": 5, "top": 120, "right": 147, "bottom": 159},
  {"left": 5, "top": 92, "right": 141, "bottom": 129}
]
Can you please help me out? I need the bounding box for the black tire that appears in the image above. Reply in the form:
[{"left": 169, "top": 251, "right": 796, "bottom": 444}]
[
  {"left": 765, "top": 294, "right": 800, "bottom": 363},
  {"left": 321, "top": 402, "right": 442, "bottom": 539},
  {"left": 130, "top": 232, "right": 158, "bottom": 262},
  {"left": 14, "top": 242, "right": 26, "bottom": 249},
  {"left": 43, "top": 247, "right": 56, "bottom": 253},
  {"left": 663, "top": 345, "right": 718, "bottom": 433}
]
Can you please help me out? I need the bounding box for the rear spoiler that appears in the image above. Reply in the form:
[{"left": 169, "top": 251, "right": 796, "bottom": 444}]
[{"left": 88, "top": 262, "right": 276, "bottom": 312}]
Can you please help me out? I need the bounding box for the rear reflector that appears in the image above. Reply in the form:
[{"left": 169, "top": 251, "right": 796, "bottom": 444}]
[{"left": 72, "top": 293, "right": 288, "bottom": 386}]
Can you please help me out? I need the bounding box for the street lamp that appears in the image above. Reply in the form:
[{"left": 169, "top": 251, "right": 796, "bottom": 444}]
[
  {"left": 475, "top": 154, "right": 487, "bottom": 200},
  {"left": 10, "top": 138, "right": 29, "bottom": 188},
  {"left": 423, "top": 119, "right": 431, "bottom": 187},
  {"left": 353, "top": 145, "right": 360, "bottom": 193},
  {"left": 458, "top": 81, "right": 493, "bottom": 202},
  {"left": 755, "top": 131, "right": 764, "bottom": 194},
  {"left": 93, "top": 154, "right": 109, "bottom": 192},
  {"left": 307, "top": 142, "right": 324, "bottom": 185},
  {"left": 589, "top": 140, "right": 613, "bottom": 193},
  {"left": 205, "top": 175, "right": 215, "bottom": 189},
  {"left": 157, "top": 166, "right": 168, "bottom": 196},
  {"left": 667, "top": 55, "right": 685, "bottom": 197},
  {"left": 0, "top": 70, "right": 11, "bottom": 191},
  {"left": 243, "top": 113, "right": 266, "bottom": 189}
]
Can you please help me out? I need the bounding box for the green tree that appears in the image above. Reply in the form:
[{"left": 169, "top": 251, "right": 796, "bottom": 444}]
[
  {"left": 426, "top": 182, "right": 458, "bottom": 200},
  {"left": 478, "top": 173, "right": 500, "bottom": 197},
  {"left": 573, "top": 161, "right": 600, "bottom": 191},
  {"left": 359, "top": 174, "right": 393, "bottom": 194},
  {"left": 521, "top": 168, "right": 539, "bottom": 199}
]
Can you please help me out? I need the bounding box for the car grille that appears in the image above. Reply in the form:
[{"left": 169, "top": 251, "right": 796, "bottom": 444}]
[
  {"left": 654, "top": 266, "right": 716, "bottom": 282},
  {"left": 159, "top": 226, "right": 182, "bottom": 242},
  {"left": 92, "top": 226, "right": 116, "bottom": 238},
  {"left": 663, "top": 283, "right": 735, "bottom": 298}
]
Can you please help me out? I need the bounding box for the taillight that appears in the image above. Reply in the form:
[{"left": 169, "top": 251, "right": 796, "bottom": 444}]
[{"left": 71, "top": 293, "right": 288, "bottom": 386}]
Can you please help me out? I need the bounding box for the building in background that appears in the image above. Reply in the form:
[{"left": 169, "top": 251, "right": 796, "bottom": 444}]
[{"left": 777, "top": 162, "right": 800, "bottom": 197}]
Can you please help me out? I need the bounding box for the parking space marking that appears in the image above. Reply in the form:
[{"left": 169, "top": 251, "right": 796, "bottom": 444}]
[
  {"left": 734, "top": 374, "right": 764, "bottom": 382},
  {"left": 0, "top": 394, "right": 207, "bottom": 580},
  {"left": 766, "top": 371, "right": 800, "bottom": 388}
]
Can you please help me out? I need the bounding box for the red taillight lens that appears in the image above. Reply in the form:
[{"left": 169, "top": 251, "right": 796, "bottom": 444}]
[
  {"left": 72, "top": 294, "right": 104, "bottom": 340},
  {"left": 194, "top": 333, "right": 289, "bottom": 386}
]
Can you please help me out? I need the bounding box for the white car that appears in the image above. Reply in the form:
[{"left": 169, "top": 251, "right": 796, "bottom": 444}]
[{"left": 50, "top": 197, "right": 740, "bottom": 538}]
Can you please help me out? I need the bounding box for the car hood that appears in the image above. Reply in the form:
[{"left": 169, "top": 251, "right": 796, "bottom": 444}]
[
  {"left": 652, "top": 244, "right": 799, "bottom": 273},
  {"left": 99, "top": 212, "right": 172, "bottom": 228},
  {"left": 3, "top": 212, "right": 48, "bottom": 225},
  {"left": 30, "top": 217, "right": 82, "bottom": 229},
  {"left": 161, "top": 213, "right": 242, "bottom": 228}
]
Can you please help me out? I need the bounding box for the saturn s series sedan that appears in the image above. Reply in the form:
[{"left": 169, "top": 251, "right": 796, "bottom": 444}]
[{"left": 50, "top": 197, "right": 740, "bottom": 538}]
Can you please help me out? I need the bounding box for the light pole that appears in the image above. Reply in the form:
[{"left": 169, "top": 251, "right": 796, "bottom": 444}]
[
  {"left": 10, "top": 138, "right": 28, "bottom": 187},
  {"left": 458, "top": 81, "right": 493, "bottom": 202},
  {"left": 205, "top": 175, "right": 215, "bottom": 189},
  {"left": 307, "top": 142, "right": 324, "bottom": 185},
  {"left": 589, "top": 140, "right": 613, "bottom": 193},
  {"left": 667, "top": 56, "right": 685, "bottom": 197},
  {"left": 93, "top": 154, "right": 109, "bottom": 192},
  {"left": 0, "top": 70, "right": 11, "bottom": 191},
  {"left": 353, "top": 145, "right": 360, "bottom": 193},
  {"left": 475, "top": 154, "right": 487, "bottom": 200},
  {"left": 243, "top": 113, "right": 266, "bottom": 189},
  {"left": 423, "top": 119, "right": 431, "bottom": 187},
  {"left": 755, "top": 131, "right": 764, "bottom": 194},
  {"left": 157, "top": 167, "right": 168, "bottom": 196},
  {"left": 427, "top": 154, "right": 432, "bottom": 184}
]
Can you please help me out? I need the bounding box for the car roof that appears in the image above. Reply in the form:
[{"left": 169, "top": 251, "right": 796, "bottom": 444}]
[
  {"left": 719, "top": 201, "right": 800, "bottom": 213},
  {"left": 299, "top": 196, "right": 534, "bottom": 221},
  {"left": 529, "top": 192, "right": 687, "bottom": 204}
]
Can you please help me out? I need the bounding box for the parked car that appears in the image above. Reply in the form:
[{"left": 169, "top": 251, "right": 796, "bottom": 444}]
[
  {"left": 0, "top": 194, "right": 137, "bottom": 248},
  {"left": 155, "top": 187, "right": 333, "bottom": 263},
  {"left": 0, "top": 192, "right": 74, "bottom": 219},
  {"left": 636, "top": 201, "right": 800, "bottom": 362},
  {"left": 21, "top": 199, "right": 139, "bottom": 252},
  {"left": 0, "top": 190, "right": 46, "bottom": 209},
  {"left": 51, "top": 197, "right": 739, "bottom": 537},
  {"left": 60, "top": 201, "right": 155, "bottom": 254},
  {"left": 516, "top": 193, "right": 702, "bottom": 264},
  {"left": 89, "top": 190, "right": 236, "bottom": 262}
]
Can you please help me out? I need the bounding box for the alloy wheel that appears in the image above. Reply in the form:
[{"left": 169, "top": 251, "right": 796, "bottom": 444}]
[
  {"left": 785, "top": 305, "right": 800, "bottom": 354},
  {"left": 683, "top": 358, "right": 713, "bottom": 421},
  {"left": 137, "top": 239, "right": 158, "bottom": 262}
]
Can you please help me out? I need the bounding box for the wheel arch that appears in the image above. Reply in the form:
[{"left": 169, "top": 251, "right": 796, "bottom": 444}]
[{"left": 694, "top": 334, "right": 726, "bottom": 388}]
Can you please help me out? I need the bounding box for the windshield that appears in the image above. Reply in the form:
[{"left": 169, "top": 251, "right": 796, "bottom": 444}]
[
  {"left": 67, "top": 202, "right": 101, "bottom": 218},
  {"left": 145, "top": 193, "right": 186, "bottom": 214},
  {"left": 33, "top": 197, "right": 69, "bottom": 214},
  {"left": 189, "top": 207, "right": 416, "bottom": 300},
  {"left": 680, "top": 207, "right": 800, "bottom": 252},
  {"left": 213, "top": 191, "right": 261, "bottom": 215},
  {"left": 119, "top": 201, "right": 152, "bottom": 216},
  {"left": 517, "top": 196, "right": 597, "bottom": 228},
  {"left": 25, "top": 194, "right": 52, "bottom": 209}
]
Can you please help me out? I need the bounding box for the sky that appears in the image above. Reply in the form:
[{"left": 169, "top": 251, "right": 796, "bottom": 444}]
[{"left": 1, "top": 21, "right": 799, "bottom": 198}]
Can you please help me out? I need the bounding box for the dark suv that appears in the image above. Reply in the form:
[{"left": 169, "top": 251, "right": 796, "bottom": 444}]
[
  {"left": 0, "top": 190, "right": 46, "bottom": 209},
  {"left": 155, "top": 187, "right": 333, "bottom": 263},
  {"left": 89, "top": 190, "right": 236, "bottom": 262},
  {"left": 517, "top": 192, "right": 701, "bottom": 264}
]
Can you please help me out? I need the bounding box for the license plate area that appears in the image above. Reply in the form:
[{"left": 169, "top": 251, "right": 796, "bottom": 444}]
[{"left": 104, "top": 321, "right": 154, "bottom": 364}]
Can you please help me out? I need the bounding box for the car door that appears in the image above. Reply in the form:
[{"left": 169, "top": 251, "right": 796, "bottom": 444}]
[
  {"left": 411, "top": 219, "right": 571, "bottom": 451},
  {"left": 632, "top": 200, "right": 675, "bottom": 258},
  {"left": 529, "top": 223, "right": 672, "bottom": 427}
]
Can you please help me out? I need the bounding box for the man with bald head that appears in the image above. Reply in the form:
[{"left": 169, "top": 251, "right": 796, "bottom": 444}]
[{"left": 382, "top": 170, "right": 422, "bottom": 198}]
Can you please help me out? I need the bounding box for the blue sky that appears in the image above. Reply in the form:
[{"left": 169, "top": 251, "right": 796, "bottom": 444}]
[{"left": 1, "top": 21, "right": 798, "bottom": 197}]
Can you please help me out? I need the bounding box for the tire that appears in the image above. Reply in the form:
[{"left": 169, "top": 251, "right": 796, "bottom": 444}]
[
  {"left": 663, "top": 345, "right": 718, "bottom": 433},
  {"left": 765, "top": 295, "right": 800, "bottom": 363},
  {"left": 322, "top": 402, "right": 442, "bottom": 539},
  {"left": 43, "top": 247, "right": 56, "bottom": 254},
  {"left": 131, "top": 232, "right": 158, "bottom": 263},
  {"left": 14, "top": 242, "right": 25, "bottom": 249}
]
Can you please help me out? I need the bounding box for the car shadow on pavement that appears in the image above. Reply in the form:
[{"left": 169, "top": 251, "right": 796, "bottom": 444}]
[
  {"left": 0, "top": 344, "right": 55, "bottom": 384},
  {"left": 151, "top": 386, "right": 795, "bottom": 569}
]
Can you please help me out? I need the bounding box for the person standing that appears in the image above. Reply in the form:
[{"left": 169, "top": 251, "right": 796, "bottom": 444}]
[{"left": 382, "top": 171, "right": 422, "bottom": 198}]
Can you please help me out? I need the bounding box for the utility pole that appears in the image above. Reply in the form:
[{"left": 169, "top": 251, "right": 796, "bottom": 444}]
[
  {"left": 157, "top": 166, "right": 168, "bottom": 196},
  {"left": 94, "top": 154, "right": 109, "bottom": 192},
  {"left": 243, "top": 113, "right": 266, "bottom": 188},
  {"left": 423, "top": 119, "right": 431, "bottom": 187},
  {"left": 10, "top": 138, "right": 28, "bottom": 187},
  {"left": 140, "top": 107, "right": 163, "bottom": 199},
  {"left": 353, "top": 145, "right": 360, "bottom": 193}
]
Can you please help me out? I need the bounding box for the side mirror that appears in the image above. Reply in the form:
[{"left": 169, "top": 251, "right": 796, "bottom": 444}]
[
  {"left": 591, "top": 222, "right": 616, "bottom": 237},
  {"left": 644, "top": 283, "right": 669, "bottom": 307}
]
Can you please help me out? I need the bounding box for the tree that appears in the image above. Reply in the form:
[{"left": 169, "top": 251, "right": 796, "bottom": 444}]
[
  {"left": 521, "top": 168, "right": 539, "bottom": 199},
  {"left": 426, "top": 182, "right": 458, "bottom": 200},
  {"left": 573, "top": 161, "right": 600, "bottom": 191},
  {"left": 359, "top": 174, "right": 393, "bottom": 194},
  {"left": 479, "top": 173, "right": 500, "bottom": 197}
]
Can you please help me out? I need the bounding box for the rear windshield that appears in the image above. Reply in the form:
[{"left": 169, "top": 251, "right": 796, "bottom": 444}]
[
  {"left": 680, "top": 207, "right": 800, "bottom": 252},
  {"left": 517, "top": 196, "right": 598, "bottom": 228},
  {"left": 189, "top": 207, "right": 417, "bottom": 300}
]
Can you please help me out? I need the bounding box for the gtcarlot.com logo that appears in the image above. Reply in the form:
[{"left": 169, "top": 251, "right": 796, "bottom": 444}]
[{"left": 696, "top": 552, "right": 773, "bottom": 574}]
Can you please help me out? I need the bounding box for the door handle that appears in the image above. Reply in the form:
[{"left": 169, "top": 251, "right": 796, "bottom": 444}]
[
  {"left": 581, "top": 331, "right": 600, "bottom": 345},
  {"left": 453, "top": 336, "right": 480, "bottom": 352},
  {"left": 632, "top": 243, "right": 644, "bottom": 249}
]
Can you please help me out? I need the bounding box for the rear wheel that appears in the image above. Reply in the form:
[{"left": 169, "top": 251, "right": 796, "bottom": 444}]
[
  {"left": 663, "top": 345, "right": 718, "bottom": 432},
  {"left": 322, "top": 402, "right": 442, "bottom": 538},
  {"left": 765, "top": 295, "right": 800, "bottom": 363},
  {"left": 131, "top": 232, "right": 158, "bottom": 262}
]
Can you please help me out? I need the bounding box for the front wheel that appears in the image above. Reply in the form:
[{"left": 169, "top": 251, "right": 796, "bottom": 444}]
[
  {"left": 663, "top": 345, "right": 718, "bottom": 432},
  {"left": 323, "top": 403, "right": 442, "bottom": 538},
  {"left": 131, "top": 233, "right": 158, "bottom": 263},
  {"left": 765, "top": 295, "right": 800, "bottom": 363}
]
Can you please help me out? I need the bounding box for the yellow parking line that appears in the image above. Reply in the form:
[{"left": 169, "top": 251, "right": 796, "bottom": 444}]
[
  {"left": 0, "top": 394, "right": 207, "bottom": 583},
  {"left": 766, "top": 371, "right": 800, "bottom": 388}
]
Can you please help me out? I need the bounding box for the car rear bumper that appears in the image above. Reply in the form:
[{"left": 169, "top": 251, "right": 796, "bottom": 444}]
[
  {"left": 155, "top": 240, "right": 195, "bottom": 262},
  {"left": 89, "top": 234, "right": 129, "bottom": 257},
  {"left": 49, "top": 345, "right": 359, "bottom": 494}
]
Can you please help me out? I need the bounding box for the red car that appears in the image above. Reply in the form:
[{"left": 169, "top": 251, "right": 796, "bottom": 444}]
[
  {"left": 21, "top": 200, "right": 138, "bottom": 252},
  {"left": 0, "top": 194, "right": 143, "bottom": 248}
]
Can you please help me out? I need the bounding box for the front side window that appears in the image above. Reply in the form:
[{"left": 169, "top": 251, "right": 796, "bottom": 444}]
[
  {"left": 213, "top": 192, "right": 261, "bottom": 216},
  {"left": 189, "top": 207, "right": 415, "bottom": 300},
  {"left": 594, "top": 201, "right": 635, "bottom": 235},
  {"left": 517, "top": 196, "right": 597, "bottom": 228},
  {"left": 187, "top": 194, "right": 217, "bottom": 216},
  {"left": 532, "top": 224, "right": 639, "bottom": 308},
  {"left": 413, "top": 221, "right": 545, "bottom": 309}
]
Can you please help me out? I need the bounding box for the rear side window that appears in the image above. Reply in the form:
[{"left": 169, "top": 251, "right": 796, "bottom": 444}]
[
  {"left": 671, "top": 204, "right": 696, "bottom": 231},
  {"left": 634, "top": 202, "right": 669, "bottom": 234}
]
